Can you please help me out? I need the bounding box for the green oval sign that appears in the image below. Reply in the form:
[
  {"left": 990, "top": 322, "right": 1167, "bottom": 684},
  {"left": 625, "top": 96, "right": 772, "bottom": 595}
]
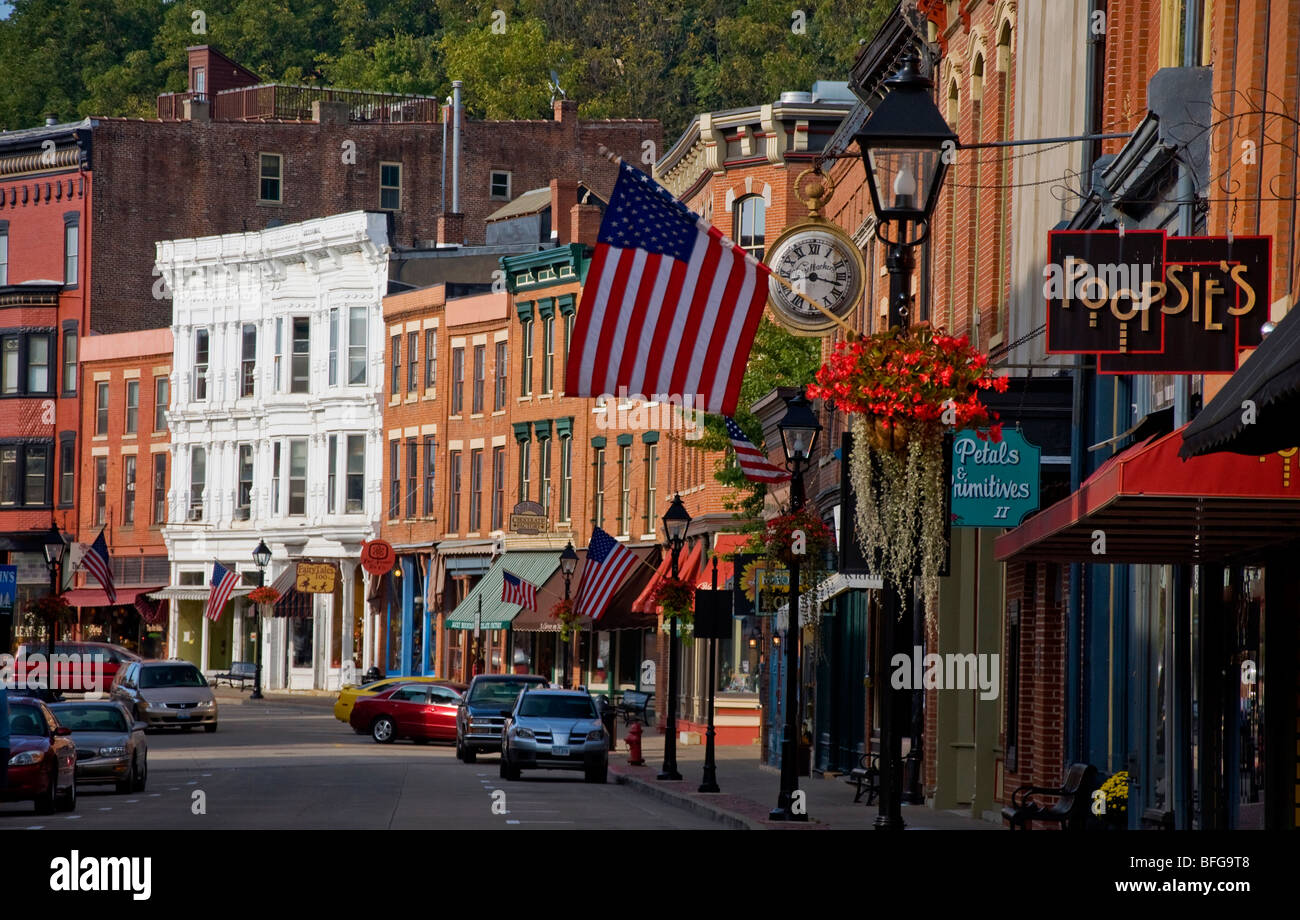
[{"left": 951, "top": 430, "right": 1041, "bottom": 527}]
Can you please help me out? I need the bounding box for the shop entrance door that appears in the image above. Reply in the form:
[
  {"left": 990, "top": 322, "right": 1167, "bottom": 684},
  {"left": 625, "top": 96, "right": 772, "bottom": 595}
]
[{"left": 288, "top": 608, "right": 316, "bottom": 690}]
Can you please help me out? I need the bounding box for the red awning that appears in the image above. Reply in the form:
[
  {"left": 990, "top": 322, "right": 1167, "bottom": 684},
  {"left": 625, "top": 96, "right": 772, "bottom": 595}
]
[
  {"left": 995, "top": 424, "right": 1300, "bottom": 564},
  {"left": 65, "top": 585, "right": 165, "bottom": 608},
  {"left": 696, "top": 533, "right": 752, "bottom": 589},
  {"left": 633, "top": 540, "right": 703, "bottom": 613}
]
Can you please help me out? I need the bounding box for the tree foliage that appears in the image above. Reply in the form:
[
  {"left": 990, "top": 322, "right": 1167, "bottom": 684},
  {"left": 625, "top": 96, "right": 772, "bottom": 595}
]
[{"left": 0, "top": 0, "right": 893, "bottom": 132}]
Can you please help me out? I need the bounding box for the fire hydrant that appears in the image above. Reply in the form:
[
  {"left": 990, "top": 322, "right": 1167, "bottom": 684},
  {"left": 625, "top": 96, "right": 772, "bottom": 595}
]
[{"left": 625, "top": 720, "right": 645, "bottom": 766}]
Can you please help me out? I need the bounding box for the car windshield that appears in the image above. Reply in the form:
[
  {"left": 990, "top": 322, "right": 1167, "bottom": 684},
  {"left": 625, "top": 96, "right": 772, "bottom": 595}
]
[
  {"left": 468, "top": 680, "right": 543, "bottom": 706},
  {"left": 518, "top": 695, "right": 598, "bottom": 720},
  {"left": 139, "top": 665, "right": 206, "bottom": 689},
  {"left": 52, "top": 706, "right": 128, "bottom": 733},
  {"left": 8, "top": 704, "right": 48, "bottom": 737}
]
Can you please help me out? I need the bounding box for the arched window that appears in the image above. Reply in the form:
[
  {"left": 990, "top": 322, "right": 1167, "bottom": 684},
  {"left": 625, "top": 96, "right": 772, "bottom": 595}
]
[{"left": 734, "top": 194, "right": 766, "bottom": 260}]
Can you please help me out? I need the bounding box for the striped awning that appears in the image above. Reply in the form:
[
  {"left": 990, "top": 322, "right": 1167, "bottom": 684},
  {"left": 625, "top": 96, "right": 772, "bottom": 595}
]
[
  {"left": 150, "top": 585, "right": 254, "bottom": 602},
  {"left": 445, "top": 551, "right": 561, "bottom": 630},
  {"left": 269, "top": 566, "right": 314, "bottom": 619}
]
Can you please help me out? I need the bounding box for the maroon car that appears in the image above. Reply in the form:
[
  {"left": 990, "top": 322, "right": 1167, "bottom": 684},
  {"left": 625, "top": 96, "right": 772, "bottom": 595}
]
[
  {"left": 2, "top": 696, "right": 78, "bottom": 815},
  {"left": 350, "top": 682, "right": 466, "bottom": 744},
  {"left": 15, "top": 641, "right": 140, "bottom": 696}
]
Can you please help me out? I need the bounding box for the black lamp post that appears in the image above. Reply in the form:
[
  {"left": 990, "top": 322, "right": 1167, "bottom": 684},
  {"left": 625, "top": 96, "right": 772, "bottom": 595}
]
[
  {"left": 853, "top": 51, "right": 954, "bottom": 830},
  {"left": 42, "top": 523, "right": 68, "bottom": 664},
  {"left": 769, "top": 394, "right": 821, "bottom": 821},
  {"left": 251, "top": 539, "right": 271, "bottom": 700},
  {"left": 560, "top": 541, "right": 578, "bottom": 686},
  {"left": 658, "top": 493, "right": 690, "bottom": 781},
  {"left": 699, "top": 535, "right": 721, "bottom": 794}
]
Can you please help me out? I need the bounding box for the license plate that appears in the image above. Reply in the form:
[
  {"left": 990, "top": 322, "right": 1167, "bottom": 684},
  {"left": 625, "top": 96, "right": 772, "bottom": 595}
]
[
  {"left": 175, "top": 711, "right": 190, "bottom": 720},
  {"left": 551, "top": 744, "right": 570, "bottom": 757}
]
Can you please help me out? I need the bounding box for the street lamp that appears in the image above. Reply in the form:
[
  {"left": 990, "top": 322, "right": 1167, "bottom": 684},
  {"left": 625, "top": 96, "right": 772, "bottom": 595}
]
[
  {"left": 853, "top": 50, "right": 953, "bottom": 830},
  {"left": 770, "top": 394, "right": 821, "bottom": 822},
  {"left": 560, "top": 541, "right": 578, "bottom": 686},
  {"left": 658, "top": 493, "right": 690, "bottom": 781},
  {"left": 42, "top": 523, "right": 68, "bottom": 663},
  {"left": 251, "top": 539, "right": 271, "bottom": 700}
]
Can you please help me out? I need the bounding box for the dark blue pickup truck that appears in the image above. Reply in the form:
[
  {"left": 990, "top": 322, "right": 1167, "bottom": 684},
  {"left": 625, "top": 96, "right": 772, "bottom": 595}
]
[{"left": 455, "top": 674, "right": 548, "bottom": 762}]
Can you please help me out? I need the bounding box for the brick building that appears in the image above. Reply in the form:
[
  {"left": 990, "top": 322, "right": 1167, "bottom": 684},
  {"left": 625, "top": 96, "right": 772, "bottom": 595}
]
[{"left": 72, "top": 328, "right": 172, "bottom": 657}]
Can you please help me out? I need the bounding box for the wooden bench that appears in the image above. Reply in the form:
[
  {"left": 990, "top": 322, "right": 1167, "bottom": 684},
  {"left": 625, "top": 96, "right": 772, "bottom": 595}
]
[
  {"left": 615, "top": 690, "right": 652, "bottom": 725},
  {"left": 214, "top": 661, "right": 257, "bottom": 690},
  {"left": 1001, "top": 763, "right": 1098, "bottom": 830},
  {"left": 846, "top": 751, "right": 880, "bottom": 805}
]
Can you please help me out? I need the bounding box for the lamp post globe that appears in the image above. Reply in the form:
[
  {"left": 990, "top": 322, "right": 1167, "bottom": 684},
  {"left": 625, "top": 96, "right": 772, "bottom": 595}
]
[
  {"left": 778, "top": 394, "right": 822, "bottom": 464},
  {"left": 658, "top": 494, "right": 690, "bottom": 782},
  {"left": 250, "top": 539, "right": 271, "bottom": 700}
]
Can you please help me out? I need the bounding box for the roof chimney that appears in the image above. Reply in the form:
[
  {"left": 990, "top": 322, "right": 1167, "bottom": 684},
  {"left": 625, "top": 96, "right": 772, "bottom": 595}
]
[
  {"left": 550, "top": 180, "right": 579, "bottom": 244},
  {"left": 571, "top": 202, "right": 601, "bottom": 249}
]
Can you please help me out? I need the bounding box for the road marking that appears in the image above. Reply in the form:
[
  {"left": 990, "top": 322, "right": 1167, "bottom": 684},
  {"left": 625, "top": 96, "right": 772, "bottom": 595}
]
[
  {"left": 149, "top": 794, "right": 161, "bottom": 798},
  {"left": 98, "top": 807, "right": 112, "bottom": 811},
  {"left": 65, "top": 815, "right": 81, "bottom": 820},
  {"left": 26, "top": 825, "right": 44, "bottom": 830},
  {"left": 506, "top": 819, "right": 520, "bottom": 824},
  {"left": 127, "top": 799, "right": 140, "bottom": 803}
]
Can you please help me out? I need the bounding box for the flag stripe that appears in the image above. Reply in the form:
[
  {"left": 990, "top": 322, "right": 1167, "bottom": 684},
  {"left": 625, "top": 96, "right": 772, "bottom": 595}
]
[
  {"left": 595, "top": 248, "right": 640, "bottom": 395},
  {"left": 619, "top": 252, "right": 667, "bottom": 397},
  {"left": 641, "top": 252, "right": 693, "bottom": 396},
  {"left": 567, "top": 243, "right": 614, "bottom": 397},
  {"left": 723, "top": 280, "right": 771, "bottom": 414},
  {"left": 666, "top": 236, "right": 721, "bottom": 397},
  {"left": 699, "top": 248, "right": 751, "bottom": 406}
]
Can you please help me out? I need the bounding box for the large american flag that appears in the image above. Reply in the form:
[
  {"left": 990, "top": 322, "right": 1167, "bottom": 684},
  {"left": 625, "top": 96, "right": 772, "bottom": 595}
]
[
  {"left": 565, "top": 159, "right": 772, "bottom": 416},
  {"left": 82, "top": 529, "right": 117, "bottom": 604},
  {"left": 574, "top": 527, "right": 637, "bottom": 621},
  {"left": 500, "top": 571, "right": 538, "bottom": 611},
  {"left": 205, "top": 561, "right": 240, "bottom": 623},
  {"left": 726, "top": 416, "right": 792, "bottom": 484}
]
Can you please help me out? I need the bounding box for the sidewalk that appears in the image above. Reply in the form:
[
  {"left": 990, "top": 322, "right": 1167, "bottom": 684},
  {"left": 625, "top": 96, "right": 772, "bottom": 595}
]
[
  {"left": 213, "top": 686, "right": 336, "bottom": 708},
  {"left": 608, "top": 730, "right": 1004, "bottom": 830}
]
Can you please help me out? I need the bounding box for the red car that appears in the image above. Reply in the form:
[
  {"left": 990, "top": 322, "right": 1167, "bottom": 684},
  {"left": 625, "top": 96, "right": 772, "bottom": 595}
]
[
  {"left": 2, "top": 696, "right": 78, "bottom": 815},
  {"left": 349, "top": 682, "right": 466, "bottom": 744},
  {"left": 15, "top": 641, "right": 140, "bottom": 696}
]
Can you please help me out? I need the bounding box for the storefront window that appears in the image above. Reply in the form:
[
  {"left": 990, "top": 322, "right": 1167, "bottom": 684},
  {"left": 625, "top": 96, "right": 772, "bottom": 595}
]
[
  {"left": 291, "top": 616, "right": 313, "bottom": 669},
  {"left": 411, "top": 587, "right": 424, "bottom": 675},
  {"left": 387, "top": 593, "right": 402, "bottom": 673}
]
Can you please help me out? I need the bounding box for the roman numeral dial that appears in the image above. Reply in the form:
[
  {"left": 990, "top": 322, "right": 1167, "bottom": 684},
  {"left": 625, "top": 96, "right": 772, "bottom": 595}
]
[{"left": 764, "top": 222, "right": 866, "bottom": 336}]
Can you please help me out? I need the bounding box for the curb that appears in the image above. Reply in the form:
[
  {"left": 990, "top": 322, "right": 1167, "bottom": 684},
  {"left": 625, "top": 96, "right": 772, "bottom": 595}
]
[{"left": 610, "top": 767, "right": 760, "bottom": 830}]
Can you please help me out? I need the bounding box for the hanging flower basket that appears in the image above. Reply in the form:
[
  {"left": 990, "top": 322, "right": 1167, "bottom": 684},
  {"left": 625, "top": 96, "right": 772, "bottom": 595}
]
[
  {"left": 653, "top": 577, "right": 695, "bottom": 626},
  {"left": 761, "top": 506, "right": 836, "bottom": 566},
  {"left": 26, "top": 593, "right": 74, "bottom": 623},
  {"left": 806, "top": 323, "right": 1008, "bottom": 618},
  {"left": 550, "top": 597, "right": 581, "bottom": 642},
  {"left": 247, "top": 586, "right": 281, "bottom": 607}
]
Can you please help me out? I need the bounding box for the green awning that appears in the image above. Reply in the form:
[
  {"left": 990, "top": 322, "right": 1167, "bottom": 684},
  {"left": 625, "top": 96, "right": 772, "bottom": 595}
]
[{"left": 444, "top": 551, "right": 561, "bottom": 630}]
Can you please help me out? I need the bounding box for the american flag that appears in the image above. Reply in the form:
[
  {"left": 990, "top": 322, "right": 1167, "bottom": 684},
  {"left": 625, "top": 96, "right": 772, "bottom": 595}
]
[
  {"left": 726, "top": 416, "right": 792, "bottom": 484},
  {"left": 81, "top": 529, "right": 117, "bottom": 604},
  {"left": 500, "top": 571, "right": 538, "bottom": 611},
  {"left": 574, "top": 527, "right": 637, "bottom": 621},
  {"left": 564, "top": 159, "right": 772, "bottom": 416},
  {"left": 205, "top": 561, "right": 240, "bottom": 623}
]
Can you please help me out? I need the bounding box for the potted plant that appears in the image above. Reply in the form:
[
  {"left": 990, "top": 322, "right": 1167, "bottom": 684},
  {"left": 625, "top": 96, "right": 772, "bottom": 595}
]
[
  {"left": 247, "top": 586, "right": 280, "bottom": 607},
  {"left": 1098, "top": 771, "right": 1129, "bottom": 829},
  {"left": 807, "top": 323, "right": 1006, "bottom": 622},
  {"left": 652, "top": 577, "right": 695, "bottom": 628},
  {"left": 550, "top": 597, "right": 581, "bottom": 642}
]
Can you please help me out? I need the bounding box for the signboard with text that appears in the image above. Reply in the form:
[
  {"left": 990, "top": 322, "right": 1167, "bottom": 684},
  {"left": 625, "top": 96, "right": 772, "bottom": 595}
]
[
  {"left": 1045, "top": 230, "right": 1270, "bottom": 373},
  {"left": 951, "top": 430, "right": 1041, "bottom": 527},
  {"left": 295, "top": 562, "right": 338, "bottom": 594},
  {"left": 0, "top": 564, "right": 15, "bottom": 615}
]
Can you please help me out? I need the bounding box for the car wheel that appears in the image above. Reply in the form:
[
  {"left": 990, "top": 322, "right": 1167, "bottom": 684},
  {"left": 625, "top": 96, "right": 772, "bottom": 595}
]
[
  {"left": 585, "top": 760, "right": 608, "bottom": 784},
  {"left": 462, "top": 746, "right": 477, "bottom": 764},
  {"left": 56, "top": 774, "right": 77, "bottom": 811},
  {"left": 204, "top": 723, "right": 218, "bottom": 734},
  {"left": 34, "top": 767, "right": 57, "bottom": 815},
  {"left": 504, "top": 755, "right": 520, "bottom": 781},
  {"left": 116, "top": 759, "right": 135, "bottom": 795},
  {"left": 371, "top": 716, "right": 397, "bottom": 744},
  {"left": 133, "top": 755, "right": 148, "bottom": 793}
]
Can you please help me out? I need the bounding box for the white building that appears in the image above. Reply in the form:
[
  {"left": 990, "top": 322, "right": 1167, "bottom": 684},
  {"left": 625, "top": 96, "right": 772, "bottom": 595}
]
[{"left": 155, "top": 211, "right": 390, "bottom": 690}]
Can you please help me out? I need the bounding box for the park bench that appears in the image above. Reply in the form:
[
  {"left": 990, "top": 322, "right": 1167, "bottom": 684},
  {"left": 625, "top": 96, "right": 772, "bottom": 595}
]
[
  {"left": 846, "top": 751, "right": 880, "bottom": 804},
  {"left": 1001, "top": 763, "right": 1097, "bottom": 830},
  {"left": 214, "top": 661, "right": 257, "bottom": 690},
  {"left": 615, "top": 690, "right": 653, "bottom": 724}
]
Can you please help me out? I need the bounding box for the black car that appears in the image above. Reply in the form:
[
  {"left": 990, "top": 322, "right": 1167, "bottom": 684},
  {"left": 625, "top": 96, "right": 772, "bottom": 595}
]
[{"left": 455, "top": 674, "right": 547, "bottom": 762}]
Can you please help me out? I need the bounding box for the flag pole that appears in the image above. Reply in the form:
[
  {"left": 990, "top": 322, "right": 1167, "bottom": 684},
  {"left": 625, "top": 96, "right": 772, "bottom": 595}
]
[{"left": 596, "top": 145, "right": 856, "bottom": 338}]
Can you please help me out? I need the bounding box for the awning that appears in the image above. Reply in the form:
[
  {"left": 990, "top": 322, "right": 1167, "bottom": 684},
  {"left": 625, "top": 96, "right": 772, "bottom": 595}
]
[
  {"left": 633, "top": 540, "right": 703, "bottom": 614},
  {"left": 64, "top": 585, "right": 165, "bottom": 608},
  {"left": 995, "top": 424, "right": 1300, "bottom": 564},
  {"left": 1180, "top": 301, "right": 1300, "bottom": 457},
  {"left": 270, "top": 567, "right": 314, "bottom": 619},
  {"left": 150, "top": 585, "right": 254, "bottom": 602},
  {"left": 696, "top": 533, "right": 752, "bottom": 590},
  {"left": 445, "top": 551, "right": 561, "bottom": 630},
  {"left": 511, "top": 544, "right": 660, "bottom": 632},
  {"left": 774, "top": 572, "right": 882, "bottom": 619}
]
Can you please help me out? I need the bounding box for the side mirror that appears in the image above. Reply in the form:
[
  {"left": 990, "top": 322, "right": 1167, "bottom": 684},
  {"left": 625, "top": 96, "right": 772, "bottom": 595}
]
[{"left": 55, "top": 726, "right": 72, "bottom": 737}]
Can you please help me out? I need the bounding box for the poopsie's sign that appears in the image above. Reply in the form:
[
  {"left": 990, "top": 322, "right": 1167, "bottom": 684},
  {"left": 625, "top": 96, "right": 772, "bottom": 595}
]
[
  {"left": 950, "top": 430, "right": 1041, "bottom": 527},
  {"left": 1044, "top": 231, "right": 1270, "bottom": 373}
]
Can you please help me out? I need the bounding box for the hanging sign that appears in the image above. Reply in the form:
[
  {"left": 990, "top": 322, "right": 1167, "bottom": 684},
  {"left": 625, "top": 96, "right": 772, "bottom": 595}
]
[
  {"left": 508, "top": 500, "right": 549, "bottom": 534},
  {"left": 360, "top": 540, "right": 396, "bottom": 576},
  {"left": 0, "top": 564, "right": 16, "bottom": 615},
  {"left": 950, "top": 429, "right": 1041, "bottom": 527},
  {"left": 1044, "top": 230, "right": 1270, "bottom": 373},
  {"left": 295, "top": 562, "right": 338, "bottom": 594}
]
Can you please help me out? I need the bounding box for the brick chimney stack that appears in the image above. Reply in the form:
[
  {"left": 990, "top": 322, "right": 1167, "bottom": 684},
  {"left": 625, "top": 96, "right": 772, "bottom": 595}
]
[
  {"left": 571, "top": 202, "right": 601, "bottom": 248},
  {"left": 553, "top": 98, "right": 578, "bottom": 123},
  {"left": 438, "top": 213, "right": 465, "bottom": 246},
  {"left": 550, "top": 179, "right": 579, "bottom": 243}
]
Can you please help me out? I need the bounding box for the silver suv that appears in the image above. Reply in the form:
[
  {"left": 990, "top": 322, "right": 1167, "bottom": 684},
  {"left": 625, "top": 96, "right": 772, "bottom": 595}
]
[
  {"left": 500, "top": 689, "right": 608, "bottom": 783},
  {"left": 110, "top": 660, "right": 218, "bottom": 732}
]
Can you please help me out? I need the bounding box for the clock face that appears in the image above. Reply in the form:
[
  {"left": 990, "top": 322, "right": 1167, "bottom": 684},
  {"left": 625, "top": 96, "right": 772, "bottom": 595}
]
[{"left": 765, "top": 225, "right": 865, "bottom": 335}]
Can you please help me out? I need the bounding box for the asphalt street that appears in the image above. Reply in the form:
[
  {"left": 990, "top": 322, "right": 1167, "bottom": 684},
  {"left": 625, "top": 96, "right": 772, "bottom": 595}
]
[{"left": 0, "top": 695, "right": 719, "bottom": 830}]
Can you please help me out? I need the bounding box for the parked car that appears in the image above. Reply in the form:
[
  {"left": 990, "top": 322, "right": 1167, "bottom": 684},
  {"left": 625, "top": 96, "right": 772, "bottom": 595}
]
[
  {"left": 48, "top": 701, "right": 148, "bottom": 793},
  {"left": 2, "top": 696, "right": 78, "bottom": 814},
  {"left": 109, "top": 660, "right": 218, "bottom": 732},
  {"left": 349, "top": 682, "right": 466, "bottom": 744},
  {"left": 455, "top": 674, "right": 548, "bottom": 762},
  {"left": 499, "top": 689, "right": 608, "bottom": 783},
  {"left": 15, "top": 641, "right": 140, "bottom": 696},
  {"left": 333, "top": 676, "right": 463, "bottom": 727}
]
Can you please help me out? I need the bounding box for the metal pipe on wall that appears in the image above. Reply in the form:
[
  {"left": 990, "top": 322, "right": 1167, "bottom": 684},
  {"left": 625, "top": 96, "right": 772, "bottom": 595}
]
[{"left": 451, "top": 81, "right": 462, "bottom": 215}]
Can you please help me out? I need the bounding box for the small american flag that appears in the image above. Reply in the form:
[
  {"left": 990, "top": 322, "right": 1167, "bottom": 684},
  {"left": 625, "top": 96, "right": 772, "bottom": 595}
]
[
  {"left": 574, "top": 527, "right": 638, "bottom": 621},
  {"left": 565, "top": 160, "right": 771, "bottom": 416},
  {"left": 500, "top": 571, "right": 538, "bottom": 611},
  {"left": 726, "top": 417, "right": 791, "bottom": 484},
  {"left": 205, "top": 561, "right": 240, "bottom": 623},
  {"left": 81, "top": 529, "right": 117, "bottom": 604}
]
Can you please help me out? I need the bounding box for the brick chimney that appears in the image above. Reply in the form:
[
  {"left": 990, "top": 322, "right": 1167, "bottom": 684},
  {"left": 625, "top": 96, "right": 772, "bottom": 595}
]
[
  {"left": 553, "top": 98, "right": 578, "bottom": 123},
  {"left": 438, "top": 213, "right": 465, "bottom": 246},
  {"left": 550, "top": 179, "right": 579, "bottom": 243},
  {"left": 571, "top": 203, "right": 601, "bottom": 248}
]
